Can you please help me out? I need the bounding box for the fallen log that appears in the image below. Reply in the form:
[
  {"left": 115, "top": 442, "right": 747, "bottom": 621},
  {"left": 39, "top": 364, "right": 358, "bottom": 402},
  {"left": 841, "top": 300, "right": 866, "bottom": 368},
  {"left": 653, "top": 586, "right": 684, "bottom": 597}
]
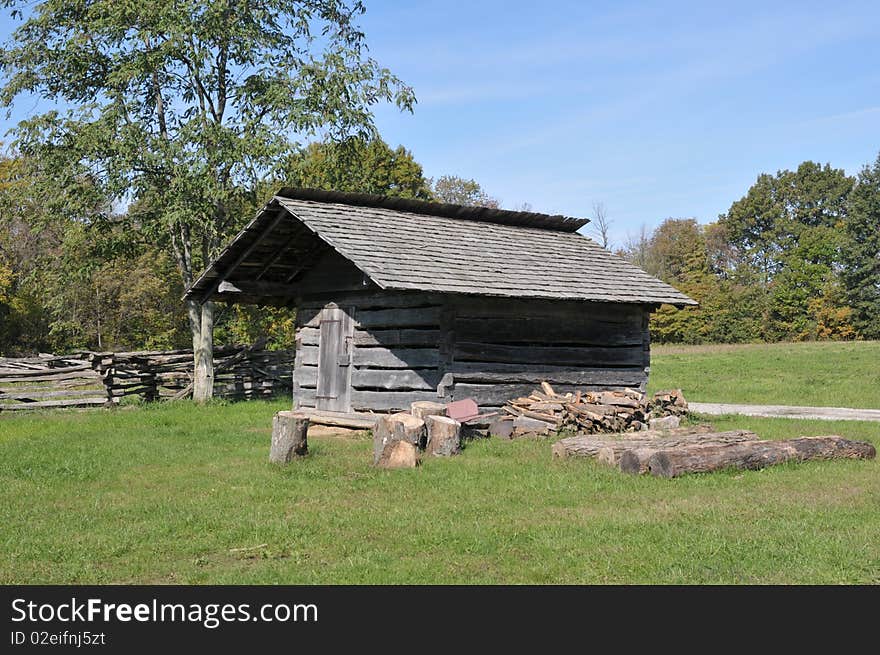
[
  {"left": 551, "top": 425, "right": 721, "bottom": 458},
  {"left": 644, "top": 436, "right": 876, "bottom": 478}
]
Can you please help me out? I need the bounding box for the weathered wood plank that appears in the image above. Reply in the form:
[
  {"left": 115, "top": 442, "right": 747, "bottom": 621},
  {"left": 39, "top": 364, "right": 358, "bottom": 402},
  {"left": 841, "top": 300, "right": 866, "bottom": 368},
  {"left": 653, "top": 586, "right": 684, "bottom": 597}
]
[
  {"left": 294, "top": 366, "right": 440, "bottom": 391},
  {"left": 454, "top": 317, "right": 642, "bottom": 345},
  {"left": 0, "top": 397, "right": 116, "bottom": 410},
  {"left": 453, "top": 342, "right": 644, "bottom": 367},
  {"left": 449, "top": 363, "right": 647, "bottom": 386},
  {"left": 0, "top": 370, "right": 101, "bottom": 384},
  {"left": 297, "top": 291, "right": 442, "bottom": 312},
  {"left": 297, "top": 387, "right": 440, "bottom": 411},
  {"left": 353, "top": 368, "right": 441, "bottom": 391},
  {"left": 351, "top": 347, "right": 441, "bottom": 369},
  {"left": 450, "top": 296, "right": 643, "bottom": 322},
  {"left": 356, "top": 306, "right": 442, "bottom": 329},
  {"left": 298, "top": 327, "right": 441, "bottom": 347}
]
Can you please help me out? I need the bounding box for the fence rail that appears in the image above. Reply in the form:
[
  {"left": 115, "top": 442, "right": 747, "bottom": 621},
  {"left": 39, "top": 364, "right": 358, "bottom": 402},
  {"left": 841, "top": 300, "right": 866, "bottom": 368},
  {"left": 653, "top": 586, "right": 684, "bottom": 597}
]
[{"left": 0, "top": 345, "right": 294, "bottom": 411}]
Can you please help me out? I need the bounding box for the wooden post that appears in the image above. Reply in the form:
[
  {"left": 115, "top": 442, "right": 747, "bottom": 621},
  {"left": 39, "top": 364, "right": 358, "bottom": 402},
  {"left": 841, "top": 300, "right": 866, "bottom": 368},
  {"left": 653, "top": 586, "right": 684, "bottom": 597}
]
[{"left": 270, "top": 411, "right": 309, "bottom": 463}]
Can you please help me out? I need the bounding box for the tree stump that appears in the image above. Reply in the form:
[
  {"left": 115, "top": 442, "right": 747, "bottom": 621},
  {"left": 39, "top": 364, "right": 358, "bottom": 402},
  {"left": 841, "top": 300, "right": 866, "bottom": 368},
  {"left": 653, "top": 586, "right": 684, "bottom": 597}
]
[
  {"left": 270, "top": 411, "right": 309, "bottom": 463},
  {"left": 411, "top": 401, "right": 448, "bottom": 421},
  {"left": 373, "top": 412, "right": 426, "bottom": 464},
  {"left": 426, "top": 415, "right": 462, "bottom": 456},
  {"left": 376, "top": 439, "right": 420, "bottom": 469}
]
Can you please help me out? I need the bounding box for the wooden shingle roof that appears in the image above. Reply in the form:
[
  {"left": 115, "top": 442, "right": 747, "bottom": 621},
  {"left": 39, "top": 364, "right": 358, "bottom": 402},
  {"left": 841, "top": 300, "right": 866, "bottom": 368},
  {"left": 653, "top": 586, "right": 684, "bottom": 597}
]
[{"left": 186, "top": 188, "right": 697, "bottom": 307}]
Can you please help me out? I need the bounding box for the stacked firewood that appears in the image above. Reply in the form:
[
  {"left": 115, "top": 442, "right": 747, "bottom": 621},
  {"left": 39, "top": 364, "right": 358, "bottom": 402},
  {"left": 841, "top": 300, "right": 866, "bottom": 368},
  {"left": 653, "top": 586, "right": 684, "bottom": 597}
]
[{"left": 498, "top": 382, "right": 688, "bottom": 435}]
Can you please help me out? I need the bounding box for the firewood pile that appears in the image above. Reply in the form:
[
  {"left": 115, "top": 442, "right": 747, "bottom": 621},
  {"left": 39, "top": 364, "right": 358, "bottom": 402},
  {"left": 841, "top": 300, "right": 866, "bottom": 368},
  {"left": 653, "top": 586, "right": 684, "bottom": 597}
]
[{"left": 496, "top": 382, "right": 688, "bottom": 436}]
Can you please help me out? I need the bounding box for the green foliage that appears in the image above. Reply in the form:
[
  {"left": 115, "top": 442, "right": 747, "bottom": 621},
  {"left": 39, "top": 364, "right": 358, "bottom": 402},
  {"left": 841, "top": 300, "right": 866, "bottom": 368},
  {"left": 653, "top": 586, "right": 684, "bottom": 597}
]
[
  {"left": 283, "top": 138, "right": 433, "bottom": 198},
  {"left": 841, "top": 153, "right": 880, "bottom": 339},
  {"left": 430, "top": 175, "right": 500, "bottom": 207}
]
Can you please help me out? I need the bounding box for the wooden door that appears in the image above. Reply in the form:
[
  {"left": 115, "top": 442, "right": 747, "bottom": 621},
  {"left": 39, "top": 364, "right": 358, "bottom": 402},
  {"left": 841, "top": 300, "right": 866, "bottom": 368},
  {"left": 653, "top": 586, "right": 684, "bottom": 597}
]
[{"left": 315, "top": 305, "right": 354, "bottom": 412}]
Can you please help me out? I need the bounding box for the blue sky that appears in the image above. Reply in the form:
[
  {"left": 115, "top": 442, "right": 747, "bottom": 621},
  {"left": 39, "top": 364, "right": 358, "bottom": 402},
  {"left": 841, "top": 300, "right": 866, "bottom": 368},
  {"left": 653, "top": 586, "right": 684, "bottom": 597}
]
[
  {"left": 361, "top": 0, "right": 880, "bottom": 245},
  {"left": 2, "top": 1, "right": 879, "bottom": 247}
]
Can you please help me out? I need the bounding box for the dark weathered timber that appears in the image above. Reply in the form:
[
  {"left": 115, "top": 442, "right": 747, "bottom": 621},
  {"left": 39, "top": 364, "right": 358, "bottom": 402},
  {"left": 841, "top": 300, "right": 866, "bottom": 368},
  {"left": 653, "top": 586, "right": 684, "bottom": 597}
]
[
  {"left": 355, "top": 306, "right": 443, "bottom": 329},
  {"left": 298, "top": 291, "right": 442, "bottom": 312},
  {"left": 453, "top": 342, "right": 644, "bottom": 367},
  {"left": 351, "top": 347, "right": 441, "bottom": 369},
  {"left": 646, "top": 436, "right": 877, "bottom": 478},
  {"left": 352, "top": 368, "right": 441, "bottom": 391},
  {"left": 453, "top": 316, "right": 643, "bottom": 345},
  {"left": 298, "top": 327, "right": 441, "bottom": 348},
  {"left": 351, "top": 389, "right": 442, "bottom": 411},
  {"left": 451, "top": 382, "right": 589, "bottom": 406},
  {"left": 295, "top": 365, "right": 441, "bottom": 390},
  {"left": 449, "top": 296, "right": 645, "bottom": 322},
  {"left": 449, "top": 364, "right": 647, "bottom": 386}
]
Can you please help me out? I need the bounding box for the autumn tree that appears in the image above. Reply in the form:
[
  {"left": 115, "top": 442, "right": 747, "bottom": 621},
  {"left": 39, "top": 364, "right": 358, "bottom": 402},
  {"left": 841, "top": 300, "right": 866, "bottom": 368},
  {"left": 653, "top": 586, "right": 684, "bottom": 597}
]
[{"left": 1, "top": 0, "right": 414, "bottom": 400}]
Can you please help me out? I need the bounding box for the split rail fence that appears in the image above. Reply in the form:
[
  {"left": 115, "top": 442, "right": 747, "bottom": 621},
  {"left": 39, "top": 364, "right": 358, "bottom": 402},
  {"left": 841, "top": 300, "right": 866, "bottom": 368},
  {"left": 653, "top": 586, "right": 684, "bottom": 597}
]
[{"left": 0, "top": 345, "right": 294, "bottom": 411}]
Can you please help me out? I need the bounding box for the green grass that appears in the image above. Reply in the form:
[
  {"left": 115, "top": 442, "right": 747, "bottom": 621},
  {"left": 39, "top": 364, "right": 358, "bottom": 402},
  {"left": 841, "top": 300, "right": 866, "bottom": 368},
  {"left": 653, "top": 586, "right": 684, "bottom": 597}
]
[
  {"left": 1, "top": 399, "right": 878, "bottom": 584},
  {"left": 650, "top": 341, "right": 880, "bottom": 408}
]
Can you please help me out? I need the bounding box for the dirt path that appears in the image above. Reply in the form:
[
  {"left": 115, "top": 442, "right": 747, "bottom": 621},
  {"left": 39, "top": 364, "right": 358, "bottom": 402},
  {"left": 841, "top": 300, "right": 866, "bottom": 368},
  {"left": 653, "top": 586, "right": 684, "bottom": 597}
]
[{"left": 689, "top": 402, "right": 880, "bottom": 422}]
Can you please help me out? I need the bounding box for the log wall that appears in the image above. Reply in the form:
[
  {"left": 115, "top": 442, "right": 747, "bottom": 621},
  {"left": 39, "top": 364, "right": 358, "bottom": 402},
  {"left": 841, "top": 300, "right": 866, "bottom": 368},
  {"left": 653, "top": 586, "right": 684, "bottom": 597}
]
[{"left": 293, "top": 291, "right": 652, "bottom": 413}]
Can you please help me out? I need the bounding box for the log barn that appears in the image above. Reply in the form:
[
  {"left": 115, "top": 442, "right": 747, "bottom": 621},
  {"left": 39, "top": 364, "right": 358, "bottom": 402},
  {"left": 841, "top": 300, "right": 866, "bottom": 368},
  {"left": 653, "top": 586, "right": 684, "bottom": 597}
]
[{"left": 185, "top": 188, "right": 695, "bottom": 417}]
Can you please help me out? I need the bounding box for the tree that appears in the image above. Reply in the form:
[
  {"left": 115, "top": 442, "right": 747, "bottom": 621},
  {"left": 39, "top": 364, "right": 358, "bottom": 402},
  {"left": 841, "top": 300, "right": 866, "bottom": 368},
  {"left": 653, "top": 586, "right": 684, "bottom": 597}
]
[
  {"left": 430, "top": 175, "right": 499, "bottom": 207},
  {"left": 589, "top": 201, "right": 613, "bottom": 249},
  {"left": 719, "top": 161, "right": 852, "bottom": 283},
  {"left": 283, "top": 138, "right": 432, "bottom": 198},
  {"left": 842, "top": 153, "right": 880, "bottom": 339},
  {"left": 1, "top": 0, "right": 414, "bottom": 400}
]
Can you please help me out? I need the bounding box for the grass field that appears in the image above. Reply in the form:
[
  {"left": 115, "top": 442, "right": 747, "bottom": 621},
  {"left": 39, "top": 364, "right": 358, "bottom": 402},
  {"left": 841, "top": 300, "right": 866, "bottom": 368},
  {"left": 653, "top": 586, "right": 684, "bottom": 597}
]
[
  {"left": 650, "top": 341, "right": 880, "bottom": 408},
  {"left": 1, "top": 341, "right": 878, "bottom": 584}
]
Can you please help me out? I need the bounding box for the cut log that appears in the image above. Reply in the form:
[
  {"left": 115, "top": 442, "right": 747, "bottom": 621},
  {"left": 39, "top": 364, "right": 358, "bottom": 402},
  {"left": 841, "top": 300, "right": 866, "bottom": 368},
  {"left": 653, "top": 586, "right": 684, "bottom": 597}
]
[
  {"left": 551, "top": 428, "right": 755, "bottom": 459},
  {"left": 411, "top": 401, "right": 448, "bottom": 421},
  {"left": 269, "top": 411, "right": 309, "bottom": 463},
  {"left": 372, "top": 412, "right": 427, "bottom": 464},
  {"left": 425, "top": 415, "right": 462, "bottom": 456},
  {"left": 376, "top": 439, "right": 420, "bottom": 469},
  {"left": 645, "top": 436, "right": 876, "bottom": 478}
]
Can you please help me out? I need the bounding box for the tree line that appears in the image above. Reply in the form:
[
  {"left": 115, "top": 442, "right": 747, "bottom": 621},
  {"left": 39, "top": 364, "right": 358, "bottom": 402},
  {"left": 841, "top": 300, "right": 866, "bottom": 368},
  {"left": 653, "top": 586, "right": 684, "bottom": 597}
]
[
  {"left": 619, "top": 157, "right": 880, "bottom": 344},
  {"left": 0, "top": 137, "right": 500, "bottom": 355}
]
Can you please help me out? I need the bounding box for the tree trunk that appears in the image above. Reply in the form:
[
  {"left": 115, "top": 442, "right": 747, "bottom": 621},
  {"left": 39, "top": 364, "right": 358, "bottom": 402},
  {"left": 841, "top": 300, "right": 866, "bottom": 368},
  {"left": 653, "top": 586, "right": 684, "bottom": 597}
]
[
  {"left": 192, "top": 300, "right": 215, "bottom": 403},
  {"left": 645, "top": 436, "right": 876, "bottom": 478},
  {"left": 550, "top": 426, "right": 741, "bottom": 459}
]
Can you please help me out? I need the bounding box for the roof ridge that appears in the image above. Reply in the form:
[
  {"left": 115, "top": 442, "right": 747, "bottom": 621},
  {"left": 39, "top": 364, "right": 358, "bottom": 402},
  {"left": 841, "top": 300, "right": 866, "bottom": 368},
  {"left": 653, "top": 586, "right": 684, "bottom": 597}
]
[{"left": 274, "top": 187, "right": 589, "bottom": 233}]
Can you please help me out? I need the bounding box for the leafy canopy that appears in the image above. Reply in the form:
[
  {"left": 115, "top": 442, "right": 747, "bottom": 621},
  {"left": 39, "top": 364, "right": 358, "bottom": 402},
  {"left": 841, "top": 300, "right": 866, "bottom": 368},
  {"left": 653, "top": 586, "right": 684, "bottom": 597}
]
[{"left": 0, "top": 0, "right": 415, "bottom": 278}]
